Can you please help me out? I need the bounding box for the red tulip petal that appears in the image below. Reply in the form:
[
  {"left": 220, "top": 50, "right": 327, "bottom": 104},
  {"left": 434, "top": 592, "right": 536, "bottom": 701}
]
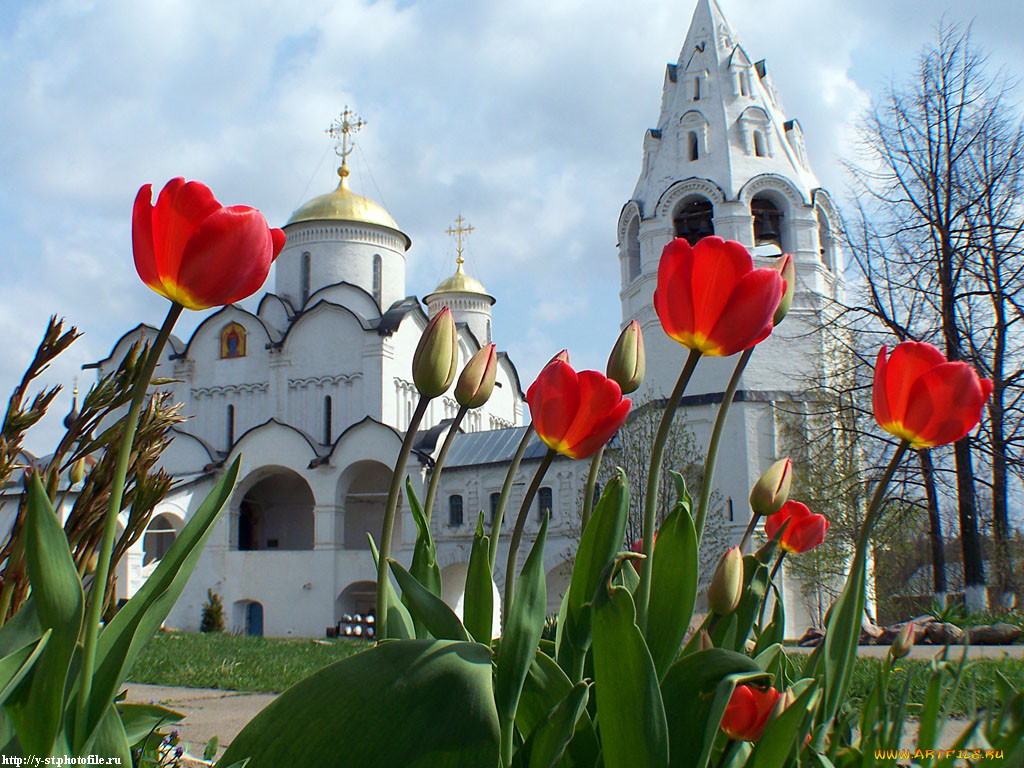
[
  {"left": 872, "top": 347, "right": 892, "bottom": 429},
  {"left": 689, "top": 237, "right": 753, "bottom": 340},
  {"left": 882, "top": 342, "right": 947, "bottom": 429},
  {"left": 132, "top": 184, "right": 160, "bottom": 294},
  {"left": 902, "top": 362, "right": 990, "bottom": 447},
  {"left": 786, "top": 514, "right": 828, "bottom": 553},
  {"left": 705, "top": 268, "right": 783, "bottom": 356},
  {"left": 560, "top": 371, "right": 624, "bottom": 452},
  {"left": 151, "top": 178, "right": 222, "bottom": 291},
  {"left": 655, "top": 238, "right": 695, "bottom": 343},
  {"left": 270, "top": 228, "right": 286, "bottom": 261},
  {"left": 565, "top": 397, "right": 632, "bottom": 459},
  {"left": 722, "top": 685, "right": 758, "bottom": 740},
  {"left": 173, "top": 206, "right": 275, "bottom": 309},
  {"left": 527, "top": 361, "right": 580, "bottom": 449}
]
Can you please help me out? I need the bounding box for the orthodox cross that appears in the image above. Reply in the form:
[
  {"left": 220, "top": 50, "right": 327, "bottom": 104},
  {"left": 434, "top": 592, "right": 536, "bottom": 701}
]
[
  {"left": 446, "top": 215, "right": 474, "bottom": 268},
  {"left": 326, "top": 107, "right": 367, "bottom": 173}
]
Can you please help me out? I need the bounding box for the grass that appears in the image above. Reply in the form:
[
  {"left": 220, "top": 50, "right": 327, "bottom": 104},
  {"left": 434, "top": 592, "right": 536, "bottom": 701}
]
[
  {"left": 127, "top": 631, "right": 370, "bottom": 692},
  {"left": 128, "top": 631, "right": 1024, "bottom": 718}
]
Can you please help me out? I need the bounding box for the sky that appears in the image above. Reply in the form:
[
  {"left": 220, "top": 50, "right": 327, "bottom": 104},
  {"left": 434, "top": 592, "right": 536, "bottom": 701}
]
[{"left": 1, "top": 0, "right": 1021, "bottom": 455}]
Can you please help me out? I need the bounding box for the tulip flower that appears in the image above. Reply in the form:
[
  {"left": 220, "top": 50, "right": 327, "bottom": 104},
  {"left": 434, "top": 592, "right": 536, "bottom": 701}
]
[
  {"left": 721, "top": 684, "right": 781, "bottom": 742},
  {"left": 708, "top": 546, "right": 744, "bottom": 615},
  {"left": 890, "top": 621, "right": 916, "bottom": 659},
  {"left": 606, "top": 320, "right": 645, "bottom": 394},
  {"left": 527, "top": 357, "right": 631, "bottom": 459},
  {"left": 654, "top": 236, "right": 784, "bottom": 356},
  {"left": 749, "top": 457, "right": 793, "bottom": 516},
  {"left": 873, "top": 342, "right": 992, "bottom": 448},
  {"left": 413, "top": 308, "right": 458, "bottom": 398},
  {"left": 764, "top": 501, "right": 828, "bottom": 554},
  {"left": 772, "top": 253, "right": 795, "bottom": 325},
  {"left": 455, "top": 344, "right": 497, "bottom": 408},
  {"left": 133, "top": 178, "right": 285, "bottom": 310}
]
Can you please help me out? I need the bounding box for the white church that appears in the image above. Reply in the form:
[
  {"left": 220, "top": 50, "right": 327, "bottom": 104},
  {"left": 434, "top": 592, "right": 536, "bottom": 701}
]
[{"left": 79, "top": 0, "right": 841, "bottom": 639}]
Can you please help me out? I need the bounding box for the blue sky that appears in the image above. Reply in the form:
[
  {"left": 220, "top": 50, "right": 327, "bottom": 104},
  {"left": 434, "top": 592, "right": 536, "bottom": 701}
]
[{"left": 1, "top": 0, "right": 1020, "bottom": 454}]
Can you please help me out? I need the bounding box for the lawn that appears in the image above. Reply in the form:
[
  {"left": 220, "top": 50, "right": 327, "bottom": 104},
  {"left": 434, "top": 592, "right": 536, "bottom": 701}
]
[{"left": 128, "top": 631, "right": 1024, "bottom": 718}]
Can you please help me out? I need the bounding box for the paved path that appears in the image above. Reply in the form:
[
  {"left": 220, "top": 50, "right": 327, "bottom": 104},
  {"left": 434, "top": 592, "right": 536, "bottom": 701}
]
[{"left": 792, "top": 643, "right": 1024, "bottom": 659}]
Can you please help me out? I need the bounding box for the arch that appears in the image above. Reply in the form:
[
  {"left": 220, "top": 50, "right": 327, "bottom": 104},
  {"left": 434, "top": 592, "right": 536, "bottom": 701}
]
[
  {"left": 751, "top": 195, "right": 784, "bottom": 248},
  {"left": 226, "top": 404, "right": 235, "bottom": 447},
  {"left": 753, "top": 131, "right": 767, "bottom": 157},
  {"left": 336, "top": 580, "right": 377, "bottom": 626},
  {"left": 625, "top": 216, "right": 641, "bottom": 282},
  {"left": 617, "top": 200, "right": 643, "bottom": 245},
  {"left": 448, "top": 494, "right": 464, "bottom": 527},
  {"left": 233, "top": 599, "right": 264, "bottom": 636},
  {"left": 220, "top": 322, "right": 246, "bottom": 358},
  {"left": 235, "top": 467, "right": 315, "bottom": 551},
  {"left": 737, "top": 173, "right": 808, "bottom": 209},
  {"left": 323, "top": 395, "right": 332, "bottom": 445},
  {"left": 672, "top": 195, "right": 715, "bottom": 246},
  {"left": 142, "top": 512, "right": 183, "bottom": 566},
  {"left": 338, "top": 460, "right": 395, "bottom": 550},
  {"left": 537, "top": 486, "right": 553, "bottom": 521},
  {"left": 372, "top": 254, "right": 382, "bottom": 307},
  {"left": 301, "top": 251, "right": 312, "bottom": 305},
  {"left": 687, "top": 132, "right": 699, "bottom": 161},
  {"left": 738, "top": 106, "right": 773, "bottom": 158},
  {"left": 655, "top": 178, "right": 725, "bottom": 221},
  {"left": 679, "top": 110, "right": 709, "bottom": 161},
  {"left": 179, "top": 305, "right": 273, "bottom": 362}
]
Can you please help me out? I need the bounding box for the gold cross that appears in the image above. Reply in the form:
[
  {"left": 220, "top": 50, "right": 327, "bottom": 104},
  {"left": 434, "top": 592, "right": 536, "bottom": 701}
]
[
  {"left": 446, "top": 215, "right": 474, "bottom": 267},
  {"left": 326, "top": 106, "right": 367, "bottom": 162}
]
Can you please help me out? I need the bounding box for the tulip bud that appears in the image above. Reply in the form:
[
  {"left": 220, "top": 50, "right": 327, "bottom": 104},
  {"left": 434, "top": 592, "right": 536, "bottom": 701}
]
[
  {"left": 698, "top": 629, "right": 714, "bottom": 651},
  {"left": 767, "top": 686, "right": 799, "bottom": 726},
  {"left": 749, "top": 458, "right": 793, "bottom": 516},
  {"left": 69, "top": 458, "right": 86, "bottom": 485},
  {"left": 890, "top": 621, "right": 916, "bottom": 659},
  {"left": 412, "top": 307, "right": 458, "bottom": 398},
  {"left": 606, "top": 320, "right": 645, "bottom": 395},
  {"left": 455, "top": 344, "right": 497, "bottom": 408},
  {"left": 772, "top": 254, "right": 795, "bottom": 325},
  {"left": 708, "top": 546, "right": 744, "bottom": 616},
  {"left": 548, "top": 349, "right": 570, "bottom": 366}
]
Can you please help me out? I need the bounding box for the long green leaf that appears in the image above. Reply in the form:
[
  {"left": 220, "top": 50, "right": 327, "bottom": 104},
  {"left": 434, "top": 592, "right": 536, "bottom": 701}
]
[
  {"left": 368, "top": 535, "right": 414, "bottom": 640},
  {"left": 464, "top": 514, "right": 494, "bottom": 643},
  {"left": 0, "top": 602, "right": 42, "bottom": 658},
  {"left": 747, "top": 682, "right": 820, "bottom": 768},
  {"left": 0, "top": 631, "right": 50, "bottom": 708},
  {"left": 89, "top": 705, "right": 132, "bottom": 766},
  {"left": 645, "top": 501, "right": 698, "bottom": 680},
  {"left": 819, "top": 552, "right": 866, "bottom": 731},
  {"left": 517, "top": 651, "right": 599, "bottom": 768},
  {"left": 388, "top": 559, "right": 469, "bottom": 641},
  {"left": 406, "top": 479, "right": 442, "bottom": 638},
  {"left": 78, "top": 457, "right": 240, "bottom": 753},
  {"left": 495, "top": 515, "right": 549, "bottom": 764},
  {"left": 219, "top": 640, "right": 498, "bottom": 768},
  {"left": 729, "top": 553, "right": 770, "bottom": 653},
  {"left": 117, "top": 702, "right": 184, "bottom": 745},
  {"left": 7, "top": 473, "right": 84, "bottom": 758},
  {"left": 520, "top": 681, "right": 590, "bottom": 768},
  {"left": 591, "top": 567, "right": 668, "bottom": 768}
]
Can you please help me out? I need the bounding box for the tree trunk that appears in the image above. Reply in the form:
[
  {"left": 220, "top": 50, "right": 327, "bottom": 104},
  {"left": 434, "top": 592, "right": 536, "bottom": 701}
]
[
  {"left": 954, "top": 440, "right": 987, "bottom": 612},
  {"left": 989, "top": 390, "right": 1014, "bottom": 608},
  {"left": 918, "top": 449, "right": 947, "bottom": 606}
]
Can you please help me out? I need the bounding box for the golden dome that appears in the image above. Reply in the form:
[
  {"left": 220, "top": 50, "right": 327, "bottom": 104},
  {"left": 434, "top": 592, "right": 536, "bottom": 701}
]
[
  {"left": 433, "top": 263, "right": 488, "bottom": 295},
  {"left": 286, "top": 167, "right": 408, "bottom": 247}
]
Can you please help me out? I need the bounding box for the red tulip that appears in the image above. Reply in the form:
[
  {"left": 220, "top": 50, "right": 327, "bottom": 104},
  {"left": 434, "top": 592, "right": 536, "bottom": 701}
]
[
  {"left": 527, "top": 356, "right": 632, "bottom": 459},
  {"left": 133, "top": 177, "right": 285, "bottom": 310},
  {"left": 721, "top": 684, "right": 781, "bottom": 742},
  {"left": 873, "top": 342, "right": 992, "bottom": 448},
  {"left": 654, "top": 237, "right": 784, "bottom": 356},
  {"left": 764, "top": 501, "right": 828, "bottom": 554}
]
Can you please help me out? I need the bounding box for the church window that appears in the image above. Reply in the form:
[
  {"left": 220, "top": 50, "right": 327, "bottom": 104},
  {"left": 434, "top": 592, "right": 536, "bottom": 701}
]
[
  {"left": 537, "top": 486, "right": 553, "bottom": 521},
  {"left": 323, "top": 395, "right": 332, "bottom": 444},
  {"left": 693, "top": 77, "right": 701, "bottom": 101},
  {"left": 220, "top": 322, "right": 247, "bottom": 358},
  {"left": 485, "top": 319, "right": 492, "bottom": 344},
  {"left": 754, "top": 130, "right": 767, "bottom": 157},
  {"left": 372, "top": 254, "right": 382, "bottom": 307},
  {"left": 751, "top": 196, "right": 783, "bottom": 248},
  {"left": 626, "top": 217, "right": 641, "bottom": 282},
  {"left": 449, "top": 494, "right": 464, "bottom": 527},
  {"left": 226, "top": 404, "right": 235, "bottom": 447},
  {"left": 817, "top": 205, "right": 834, "bottom": 270},
  {"left": 673, "top": 197, "right": 715, "bottom": 246},
  {"left": 301, "top": 252, "right": 311, "bottom": 305},
  {"left": 688, "top": 131, "right": 699, "bottom": 161},
  {"left": 490, "top": 492, "right": 501, "bottom": 525},
  {"left": 739, "top": 72, "right": 750, "bottom": 96}
]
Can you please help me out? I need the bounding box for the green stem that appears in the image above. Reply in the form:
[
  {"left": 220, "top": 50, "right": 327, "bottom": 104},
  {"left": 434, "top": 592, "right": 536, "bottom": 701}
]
[
  {"left": 488, "top": 425, "right": 534, "bottom": 572},
  {"left": 636, "top": 349, "right": 701, "bottom": 629},
  {"left": 75, "top": 301, "right": 182, "bottom": 748},
  {"left": 376, "top": 396, "right": 430, "bottom": 640},
  {"left": 580, "top": 445, "right": 605, "bottom": 531},
  {"left": 738, "top": 510, "right": 763, "bottom": 554},
  {"left": 503, "top": 448, "right": 556, "bottom": 618},
  {"left": 423, "top": 404, "right": 467, "bottom": 523},
  {"left": 716, "top": 738, "right": 740, "bottom": 768},
  {"left": 758, "top": 551, "right": 787, "bottom": 630},
  {"left": 855, "top": 441, "right": 911, "bottom": 556},
  {"left": 694, "top": 348, "right": 752, "bottom": 544}
]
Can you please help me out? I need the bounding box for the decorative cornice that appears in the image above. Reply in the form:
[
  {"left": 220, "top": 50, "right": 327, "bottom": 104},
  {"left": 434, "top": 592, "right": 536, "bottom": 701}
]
[
  {"left": 191, "top": 382, "right": 268, "bottom": 399},
  {"left": 288, "top": 373, "right": 362, "bottom": 390}
]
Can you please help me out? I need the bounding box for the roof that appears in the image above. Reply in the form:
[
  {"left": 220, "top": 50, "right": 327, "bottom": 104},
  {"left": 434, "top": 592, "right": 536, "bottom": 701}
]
[{"left": 442, "top": 426, "right": 551, "bottom": 469}]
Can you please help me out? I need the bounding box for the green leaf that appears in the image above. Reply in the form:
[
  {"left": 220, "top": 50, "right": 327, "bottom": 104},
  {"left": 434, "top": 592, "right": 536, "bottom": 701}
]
[
  {"left": 0, "top": 602, "right": 43, "bottom": 658},
  {"left": 661, "top": 649, "right": 770, "bottom": 768},
  {"left": 89, "top": 704, "right": 132, "bottom": 766},
  {"left": 116, "top": 702, "right": 184, "bottom": 745},
  {"left": 819, "top": 551, "right": 866, "bottom": 731},
  {"left": 219, "top": 640, "right": 498, "bottom": 768},
  {"left": 754, "top": 580, "right": 785, "bottom": 657},
  {"left": 591, "top": 568, "right": 668, "bottom": 768},
  {"left": 495, "top": 515, "right": 549, "bottom": 763},
  {"left": 7, "top": 473, "right": 84, "bottom": 758},
  {"left": 669, "top": 470, "right": 693, "bottom": 512},
  {"left": 729, "top": 554, "right": 770, "bottom": 653},
  {"left": 0, "top": 630, "right": 50, "bottom": 708},
  {"left": 388, "top": 559, "right": 469, "bottom": 641},
  {"left": 205, "top": 735, "right": 220, "bottom": 761},
  {"left": 464, "top": 513, "right": 494, "bottom": 643},
  {"left": 747, "top": 681, "right": 821, "bottom": 768},
  {"left": 406, "top": 479, "right": 442, "bottom": 638},
  {"left": 368, "top": 535, "right": 414, "bottom": 640},
  {"left": 645, "top": 501, "right": 698, "bottom": 680},
  {"left": 77, "top": 457, "right": 241, "bottom": 753},
  {"left": 517, "top": 651, "right": 598, "bottom": 768},
  {"left": 521, "top": 681, "right": 590, "bottom": 768}
]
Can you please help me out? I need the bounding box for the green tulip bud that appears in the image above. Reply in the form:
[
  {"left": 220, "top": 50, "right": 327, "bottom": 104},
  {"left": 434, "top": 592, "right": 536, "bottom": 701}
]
[
  {"left": 772, "top": 254, "right": 795, "bottom": 325},
  {"left": 412, "top": 307, "right": 458, "bottom": 398},
  {"left": 890, "top": 621, "right": 916, "bottom": 659},
  {"left": 750, "top": 457, "right": 793, "bottom": 516},
  {"left": 455, "top": 344, "right": 497, "bottom": 409},
  {"left": 69, "top": 457, "right": 86, "bottom": 485},
  {"left": 606, "top": 320, "right": 645, "bottom": 394},
  {"left": 698, "top": 629, "right": 714, "bottom": 651},
  {"left": 708, "top": 546, "right": 744, "bottom": 616}
]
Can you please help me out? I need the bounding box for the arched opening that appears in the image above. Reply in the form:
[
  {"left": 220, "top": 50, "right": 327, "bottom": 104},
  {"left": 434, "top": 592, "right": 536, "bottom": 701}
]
[
  {"left": 449, "top": 494, "right": 464, "bottom": 527},
  {"left": 754, "top": 130, "right": 767, "bottom": 157},
  {"left": 817, "top": 206, "right": 834, "bottom": 270},
  {"left": 490, "top": 492, "right": 501, "bottom": 526},
  {"left": 626, "top": 217, "right": 641, "bottom": 282},
  {"left": 236, "top": 469, "right": 315, "bottom": 551},
  {"left": 739, "top": 71, "right": 750, "bottom": 96},
  {"left": 226, "top": 404, "right": 235, "bottom": 447},
  {"left": 372, "top": 254, "right": 382, "bottom": 307},
  {"left": 673, "top": 196, "right": 715, "bottom": 246},
  {"left": 693, "top": 77, "right": 701, "bottom": 101},
  {"left": 301, "top": 252, "right": 311, "bottom": 306},
  {"left": 342, "top": 461, "right": 394, "bottom": 550},
  {"left": 323, "top": 396, "right": 332, "bottom": 445},
  {"left": 537, "top": 486, "right": 553, "bottom": 521},
  {"left": 336, "top": 580, "right": 377, "bottom": 636},
  {"left": 485, "top": 319, "right": 492, "bottom": 344},
  {"left": 233, "top": 599, "right": 264, "bottom": 636},
  {"left": 751, "top": 195, "right": 783, "bottom": 249},
  {"left": 142, "top": 513, "right": 182, "bottom": 566},
  {"left": 687, "top": 132, "right": 699, "bottom": 161}
]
